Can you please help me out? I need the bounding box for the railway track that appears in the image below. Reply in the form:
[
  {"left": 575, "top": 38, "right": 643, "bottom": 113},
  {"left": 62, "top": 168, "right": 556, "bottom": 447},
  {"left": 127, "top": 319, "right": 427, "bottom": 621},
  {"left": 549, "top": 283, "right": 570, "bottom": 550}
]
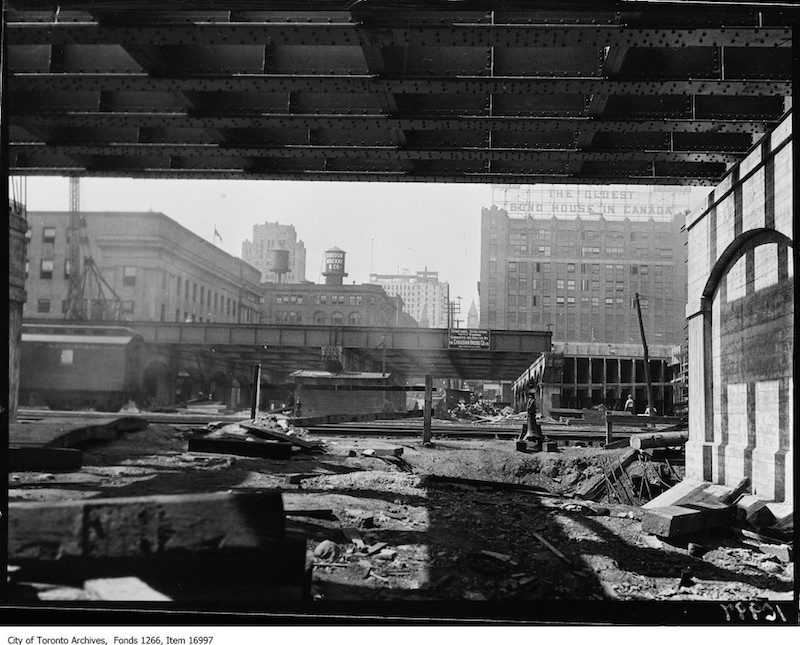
[{"left": 15, "top": 408, "right": 664, "bottom": 445}]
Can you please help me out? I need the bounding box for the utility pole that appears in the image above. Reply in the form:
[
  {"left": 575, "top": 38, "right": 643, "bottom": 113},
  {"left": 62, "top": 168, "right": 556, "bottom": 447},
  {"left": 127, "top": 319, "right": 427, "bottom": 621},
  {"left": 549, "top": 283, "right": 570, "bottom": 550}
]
[{"left": 633, "top": 292, "right": 655, "bottom": 416}]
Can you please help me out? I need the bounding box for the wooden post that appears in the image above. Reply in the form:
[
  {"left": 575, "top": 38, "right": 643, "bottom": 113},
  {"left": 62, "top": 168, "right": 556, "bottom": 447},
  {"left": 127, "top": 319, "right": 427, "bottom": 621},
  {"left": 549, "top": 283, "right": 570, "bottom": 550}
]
[
  {"left": 250, "top": 363, "right": 262, "bottom": 420},
  {"left": 605, "top": 413, "right": 613, "bottom": 444},
  {"left": 422, "top": 374, "right": 433, "bottom": 444}
]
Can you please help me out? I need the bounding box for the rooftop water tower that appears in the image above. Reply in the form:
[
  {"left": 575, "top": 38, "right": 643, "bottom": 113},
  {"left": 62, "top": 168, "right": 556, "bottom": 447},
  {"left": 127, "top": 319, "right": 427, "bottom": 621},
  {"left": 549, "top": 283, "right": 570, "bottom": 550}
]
[
  {"left": 322, "top": 247, "right": 348, "bottom": 285},
  {"left": 270, "top": 249, "right": 290, "bottom": 283}
]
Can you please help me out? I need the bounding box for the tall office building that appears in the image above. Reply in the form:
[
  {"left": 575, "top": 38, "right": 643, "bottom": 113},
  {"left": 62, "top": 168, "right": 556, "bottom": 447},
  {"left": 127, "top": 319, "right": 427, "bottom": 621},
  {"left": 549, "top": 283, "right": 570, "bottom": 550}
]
[
  {"left": 242, "top": 221, "right": 307, "bottom": 284},
  {"left": 479, "top": 185, "right": 693, "bottom": 345},
  {"left": 369, "top": 269, "right": 449, "bottom": 328}
]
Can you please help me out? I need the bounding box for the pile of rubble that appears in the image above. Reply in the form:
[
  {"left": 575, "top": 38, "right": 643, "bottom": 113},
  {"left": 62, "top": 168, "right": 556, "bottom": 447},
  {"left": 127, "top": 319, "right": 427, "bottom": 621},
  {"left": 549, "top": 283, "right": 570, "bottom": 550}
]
[{"left": 448, "top": 401, "right": 521, "bottom": 423}]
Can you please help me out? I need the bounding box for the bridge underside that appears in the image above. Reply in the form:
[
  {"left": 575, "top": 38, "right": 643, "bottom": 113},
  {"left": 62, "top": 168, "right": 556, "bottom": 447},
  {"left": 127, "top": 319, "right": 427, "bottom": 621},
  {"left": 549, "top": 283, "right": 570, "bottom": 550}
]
[
  {"left": 3, "top": 1, "right": 792, "bottom": 184},
  {"left": 135, "top": 322, "right": 552, "bottom": 380}
]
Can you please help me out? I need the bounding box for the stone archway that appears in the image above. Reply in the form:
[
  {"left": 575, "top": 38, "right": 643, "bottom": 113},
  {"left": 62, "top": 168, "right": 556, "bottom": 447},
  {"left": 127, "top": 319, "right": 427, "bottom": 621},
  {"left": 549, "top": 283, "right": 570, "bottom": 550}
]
[
  {"left": 697, "top": 231, "right": 793, "bottom": 501},
  {"left": 142, "top": 360, "right": 174, "bottom": 408}
]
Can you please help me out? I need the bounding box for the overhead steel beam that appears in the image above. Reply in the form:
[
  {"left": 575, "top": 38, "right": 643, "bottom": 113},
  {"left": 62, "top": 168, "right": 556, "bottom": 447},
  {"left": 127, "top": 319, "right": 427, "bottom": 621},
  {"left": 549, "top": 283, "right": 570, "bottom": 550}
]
[
  {"left": 11, "top": 142, "right": 743, "bottom": 163},
  {"left": 8, "top": 167, "right": 725, "bottom": 185},
  {"left": 6, "top": 22, "right": 792, "bottom": 49},
  {"left": 8, "top": 73, "right": 791, "bottom": 95},
  {"left": 10, "top": 112, "right": 780, "bottom": 134}
]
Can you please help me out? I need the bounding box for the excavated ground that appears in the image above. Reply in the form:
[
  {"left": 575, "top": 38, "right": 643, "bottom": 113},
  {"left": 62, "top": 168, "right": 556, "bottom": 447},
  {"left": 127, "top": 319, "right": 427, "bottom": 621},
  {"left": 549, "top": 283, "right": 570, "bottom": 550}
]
[{"left": 7, "top": 423, "right": 794, "bottom": 605}]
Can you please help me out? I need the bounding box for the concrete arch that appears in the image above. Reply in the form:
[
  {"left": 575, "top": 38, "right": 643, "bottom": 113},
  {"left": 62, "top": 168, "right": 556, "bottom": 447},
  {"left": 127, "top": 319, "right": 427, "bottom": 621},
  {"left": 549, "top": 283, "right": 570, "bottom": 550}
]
[{"left": 210, "top": 370, "right": 230, "bottom": 404}]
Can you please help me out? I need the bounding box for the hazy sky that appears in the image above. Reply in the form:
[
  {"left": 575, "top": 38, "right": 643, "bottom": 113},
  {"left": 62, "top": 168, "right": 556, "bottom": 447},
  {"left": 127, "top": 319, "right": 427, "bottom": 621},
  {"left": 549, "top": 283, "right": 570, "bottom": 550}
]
[
  {"left": 21, "top": 176, "right": 709, "bottom": 323},
  {"left": 22, "top": 177, "right": 491, "bottom": 318}
]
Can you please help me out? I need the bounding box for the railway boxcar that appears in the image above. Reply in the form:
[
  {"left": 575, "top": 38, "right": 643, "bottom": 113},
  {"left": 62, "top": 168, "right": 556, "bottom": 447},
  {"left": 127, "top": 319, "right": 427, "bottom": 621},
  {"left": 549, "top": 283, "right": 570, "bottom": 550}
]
[{"left": 19, "top": 324, "right": 145, "bottom": 411}]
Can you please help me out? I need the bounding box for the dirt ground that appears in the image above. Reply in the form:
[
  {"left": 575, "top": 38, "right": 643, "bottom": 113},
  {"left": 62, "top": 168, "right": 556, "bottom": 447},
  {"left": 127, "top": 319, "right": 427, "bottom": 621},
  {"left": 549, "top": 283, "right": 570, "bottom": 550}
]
[{"left": 7, "top": 423, "right": 794, "bottom": 604}]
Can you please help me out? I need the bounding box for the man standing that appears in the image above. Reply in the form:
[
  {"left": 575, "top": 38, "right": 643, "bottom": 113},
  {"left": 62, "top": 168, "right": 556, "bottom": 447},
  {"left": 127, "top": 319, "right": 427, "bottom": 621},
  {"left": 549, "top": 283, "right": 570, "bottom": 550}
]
[{"left": 624, "top": 394, "right": 635, "bottom": 414}]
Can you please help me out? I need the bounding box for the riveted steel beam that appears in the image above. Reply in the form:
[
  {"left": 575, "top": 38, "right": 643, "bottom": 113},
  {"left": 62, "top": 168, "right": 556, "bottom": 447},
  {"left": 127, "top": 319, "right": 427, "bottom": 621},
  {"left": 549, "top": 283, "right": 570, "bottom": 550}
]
[
  {"left": 11, "top": 142, "right": 743, "bottom": 163},
  {"left": 5, "top": 22, "right": 792, "bottom": 49},
  {"left": 8, "top": 72, "right": 790, "bottom": 95},
  {"left": 11, "top": 111, "right": 778, "bottom": 134},
  {"left": 8, "top": 166, "right": 723, "bottom": 185}
]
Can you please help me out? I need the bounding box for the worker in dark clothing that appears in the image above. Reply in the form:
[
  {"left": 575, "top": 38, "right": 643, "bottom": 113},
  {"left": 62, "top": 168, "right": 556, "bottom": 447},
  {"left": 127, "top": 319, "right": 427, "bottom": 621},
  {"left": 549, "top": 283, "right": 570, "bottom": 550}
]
[{"left": 624, "top": 394, "right": 635, "bottom": 414}]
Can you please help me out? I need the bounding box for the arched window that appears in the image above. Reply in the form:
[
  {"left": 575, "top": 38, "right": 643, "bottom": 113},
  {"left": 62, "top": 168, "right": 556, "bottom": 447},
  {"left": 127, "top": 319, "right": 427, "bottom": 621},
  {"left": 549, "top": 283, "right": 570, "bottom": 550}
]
[
  {"left": 314, "top": 311, "right": 326, "bottom": 324},
  {"left": 331, "top": 311, "right": 343, "bottom": 324},
  {"left": 275, "top": 311, "right": 289, "bottom": 323},
  {"left": 348, "top": 311, "right": 360, "bottom": 325},
  {"left": 288, "top": 311, "right": 302, "bottom": 324}
]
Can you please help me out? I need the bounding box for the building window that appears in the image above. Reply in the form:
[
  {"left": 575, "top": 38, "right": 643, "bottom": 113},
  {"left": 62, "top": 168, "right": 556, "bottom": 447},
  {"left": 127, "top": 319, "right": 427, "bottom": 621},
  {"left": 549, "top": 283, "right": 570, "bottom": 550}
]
[
  {"left": 42, "top": 226, "right": 56, "bottom": 242},
  {"left": 36, "top": 298, "right": 51, "bottom": 313},
  {"left": 200, "top": 286, "right": 205, "bottom": 304},
  {"left": 639, "top": 298, "right": 649, "bottom": 309},
  {"left": 177, "top": 276, "right": 182, "bottom": 297},
  {"left": 160, "top": 303, "right": 166, "bottom": 321},
  {"left": 175, "top": 309, "right": 181, "bottom": 322},
  {"left": 123, "top": 266, "right": 137, "bottom": 287},
  {"left": 567, "top": 263, "right": 575, "bottom": 273},
  {"left": 314, "top": 311, "right": 326, "bottom": 324},
  {"left": 348, "top": 312, "right": 360, "bottom": 325},
  {"left": 64, "top": 259, "right": 73, "bottom": 279},
  {"left": 591, "top": 297, "right": 599, "bottom": 307},
  {"left": 556, "top": 279, "right": 565, "bottom": 290},
  {"left": 581, "top": 279, "right": 589, "bottom": 290},
  {"left": 567, "top": 297, "right": 575, "bottom": 305},
  {"left": 615, "top": 281, "right": 624, "bottom": 291},
  {"left": 605, "top": 297, "right": 614, "bottom": 306},
  {"left": 331, "top": 311, "right": 344, "bottom": 324},
  {"left": 60, "top": 349, "right": 73, "bottom": 365},
  {"left": 121, "top": 301, "right": 135, "bottom": 317},
  {"left": 288, "top": 311, "right": 302, "bottom": 323},
  {"left": 40, "top": 259, "right": 54, "bottom": 279},
  {"left": 532, "top": 296, "right": 537, "bottom": 307},
  {"left": 631, "top": 266, "right": 638, "bottom": 275},
  {"left": 640, "top": 265, "right": 650, "bottom": 275},
  {"left": 556, "top": 296, "right": 565, "bottom": 305},
  {"left": 567, "top": 280, "right": 575, "bottom": 290},
  {"left": 542, "top": 296, "right": 551, "bottom": 306}
]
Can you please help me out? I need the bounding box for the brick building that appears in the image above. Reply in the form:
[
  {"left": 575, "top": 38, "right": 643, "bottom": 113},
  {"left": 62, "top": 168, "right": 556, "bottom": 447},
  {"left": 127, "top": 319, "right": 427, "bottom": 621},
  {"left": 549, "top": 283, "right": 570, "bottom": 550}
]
[
  {"left": 23, "top": 211, "right": 262, "bottom": 324},
  {"left": 369, "top": 269, "right": 449, "bottom": 327},
  {"left": 261, "top": 282, "right": 417, "bottom": 327},
  {"left": 241, "top": 221, "right": 307, "bottom": 284},
  {"left": 479, "top": 185, "right": 692, "bottom": 345},
  {"left": 684, "top": 112, "right": 793, "bottom": 503}
]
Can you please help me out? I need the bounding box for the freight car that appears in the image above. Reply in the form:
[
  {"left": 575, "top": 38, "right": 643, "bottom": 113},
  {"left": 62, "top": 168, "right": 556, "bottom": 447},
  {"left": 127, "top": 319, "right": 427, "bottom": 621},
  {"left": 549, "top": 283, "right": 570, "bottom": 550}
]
[{"left": 19, "top": 324, "right": 145, "bottom": 411}]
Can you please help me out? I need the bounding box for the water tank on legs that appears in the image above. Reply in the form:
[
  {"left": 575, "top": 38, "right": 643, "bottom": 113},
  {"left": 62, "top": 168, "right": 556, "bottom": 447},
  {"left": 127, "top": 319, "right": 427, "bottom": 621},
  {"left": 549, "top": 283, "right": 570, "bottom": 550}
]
[{"left": 322, "top": 247, "right": 348, "bottom": 286}]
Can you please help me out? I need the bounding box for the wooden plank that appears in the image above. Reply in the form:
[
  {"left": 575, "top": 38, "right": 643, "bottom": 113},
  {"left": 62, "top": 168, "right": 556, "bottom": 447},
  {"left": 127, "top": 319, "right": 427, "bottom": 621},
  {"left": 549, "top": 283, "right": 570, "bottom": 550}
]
[
  {"left": 641, "top": 478, "right": 709, "bottom": 510},
  {"left": 8, "top": 447, "right": 82, "bottom": 472},
  {"left": 629, "top": 430, "right": 689, "bottom": 450},
  {"left": 641, "top": 501, "right": 735, "bottom": 538},
  {"left": 84, "top": 577, "right": 172, "bottom": 601},
  {"left": 187, "top": 437, "right": 292, "bottom": 460},
  {"left": 531, "top": 532, "right": 571, "bottom": 565},
  {"left": 8, "top": 490, "right": 285, "bottom": 562},
  {"left": 603, "top": 438, "right": 630, "bottom": 450},
  {"left": 239, "top": 420, "right": 322, "bottom": 450}
]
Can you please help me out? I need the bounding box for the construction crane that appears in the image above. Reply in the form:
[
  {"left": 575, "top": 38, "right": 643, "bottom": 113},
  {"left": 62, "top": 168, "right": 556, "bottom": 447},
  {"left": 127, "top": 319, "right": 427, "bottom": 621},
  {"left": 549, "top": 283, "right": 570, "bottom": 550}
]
[{"left": 63, "top": 176, "right": 123, "bottom": 321}]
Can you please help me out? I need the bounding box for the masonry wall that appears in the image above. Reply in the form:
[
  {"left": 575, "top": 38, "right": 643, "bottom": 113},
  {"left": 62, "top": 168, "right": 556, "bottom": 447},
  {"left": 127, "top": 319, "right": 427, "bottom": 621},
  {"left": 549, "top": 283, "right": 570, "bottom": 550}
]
[{"left": 685, "top": 112, "right": 793, "bottom": 502}]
